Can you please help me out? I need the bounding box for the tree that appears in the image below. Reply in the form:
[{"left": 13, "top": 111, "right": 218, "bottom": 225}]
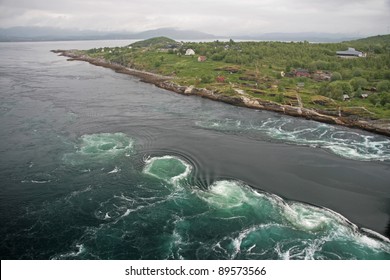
[
  {"left": 350, "top": 77, "right": 368, "bottom": 91},
  {"left": 352, "top": 68, "right": 364, "bottom": 77},
  {"left": 368, "top": 94, "right": 380, "bottom": 106},
  {"left": 211, "top": 53, "right": 226, "bottom": 61},
  {"left": 379, "top": 93, "right": 390, "bottom": 106},
  {"left": 331, "top": 72, "right": 342, "bottom": 81},
  {"left": 326, "top": 81, "right": 353, "bottom": 100},
  {"left": 377, "top": 80, "right": 390, "bottom": 92},
  {"left": 353, "top": 87, "right": 363, "bottom": 98}
]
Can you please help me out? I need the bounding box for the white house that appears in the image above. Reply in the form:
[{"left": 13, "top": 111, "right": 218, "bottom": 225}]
[
  {"left": 185, "top": 49, "right": 195, "bottom": 56},
  {"left": 343, "top": 94, "right": 350, "bottom": 101},
  {"left": 337, "top": 47, "right": 366, "bottom": 58}
]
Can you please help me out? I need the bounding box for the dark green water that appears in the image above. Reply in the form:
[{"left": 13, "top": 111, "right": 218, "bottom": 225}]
[{"left": 0, "top": 41, "right": 389, "bottom": 259}]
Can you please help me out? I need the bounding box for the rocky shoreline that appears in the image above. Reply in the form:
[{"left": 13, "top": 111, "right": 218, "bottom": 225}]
[{"left": 52, "top": 50, "right": 390, "bottom": 137}]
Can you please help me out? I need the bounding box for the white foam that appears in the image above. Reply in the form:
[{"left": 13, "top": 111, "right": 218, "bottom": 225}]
[
  {"left": 68, "top": 185, "right": 92, "bottom": 199},
  {"left": 283, "top": 203, "right": 334, "bottom": 232},
  {"left": 121, "top": 208, "right": 131, "bottom": 218},
  {"left": 197, "top": 180, "right": 250, "bottom": 209},
  {"left": 357, "top": 235, "right": 383, "bottom": 250},
  {"left": 197, "top": 117, "right": 390, "bottom": 161},
  {"left": 197, "top": 180, "right": 390, "bottom": 259},
  {"left": 63, "top": 132, "right": 134, "bottom": 165},
  {"left": 360, "top": 228, "right": 390, "bottom": 243},
  {"left": 79, "top": 133, "right": 133, "bottom": 154},
  {"left": 247, "top": 244, "right": 256, "bottom": 252},
  {"left": 165, "top": 216, "right": 186, "bottom": 260},
  {"left": 53, "top": 244, "right": 85, "bottom": 259},
  {"left": 30, "top": 180, "right": 50, "bottom": 184},
  {"left": 263, "top": 120, "right": 390, "bottom": 161},
  {"left": 108, "top": 166, "right": 120, "bottom": 174},
  {"left": 143, "top": 155, "right": 192, "bottom": 184}
]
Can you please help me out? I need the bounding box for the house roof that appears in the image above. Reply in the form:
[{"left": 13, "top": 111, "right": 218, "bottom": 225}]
[
  {"left": 343, "top": 94, "right": 350, "bottom": 99},
  {"left": 337, "top": 47, "right": 363, "bottom": 56},
  {"left": 185, "top": 49, "right": 195, "bottom": 55}
]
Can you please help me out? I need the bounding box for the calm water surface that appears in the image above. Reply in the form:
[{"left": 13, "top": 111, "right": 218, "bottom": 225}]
[{"left": 0, "top": 41, "right": 389, "bottom": 259}]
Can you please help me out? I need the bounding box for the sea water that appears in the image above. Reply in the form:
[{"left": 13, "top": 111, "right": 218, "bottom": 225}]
[{"left": 0, "top": 41, "right": 389, "bottom": 259}]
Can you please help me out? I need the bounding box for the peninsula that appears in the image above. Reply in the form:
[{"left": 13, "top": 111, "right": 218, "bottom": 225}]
[{"left": 52, "top": 35, "right": 390, "bottom": 136}]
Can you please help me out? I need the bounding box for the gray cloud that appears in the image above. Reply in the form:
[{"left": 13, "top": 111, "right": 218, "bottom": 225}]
[{"left": 0, "top": 0, "right": 389, "bottom": 35}]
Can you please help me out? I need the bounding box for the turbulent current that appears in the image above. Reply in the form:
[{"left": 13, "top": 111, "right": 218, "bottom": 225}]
[
  {"left": 196, "top": 118, "right": 390, "bottom": 162},
  {"left": 0, "top": 41, "right": 389, "bottom": 260}
]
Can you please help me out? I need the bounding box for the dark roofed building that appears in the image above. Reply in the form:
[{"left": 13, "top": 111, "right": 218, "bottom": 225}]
[{"left": 337, "top": 47, "right": 366, "bottom": 58}]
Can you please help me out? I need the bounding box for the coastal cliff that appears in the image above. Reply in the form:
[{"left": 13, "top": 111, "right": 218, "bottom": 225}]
[{"left": 52, "top": 49, "right": 390, "bottom": 137}]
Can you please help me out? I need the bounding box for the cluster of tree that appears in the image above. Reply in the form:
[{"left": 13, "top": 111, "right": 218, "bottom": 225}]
[{"left": 178, "top": 38, "right": 390, "bottom": 73}]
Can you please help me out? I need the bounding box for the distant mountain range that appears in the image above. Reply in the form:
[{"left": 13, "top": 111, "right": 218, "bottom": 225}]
[
  {"left": 231, "top": 32, "right": 361, "bottom": 43},
  {"left": 0, "top": 27, "right": 218, "bottom": 42},
  {"left": 0, "top": 26, "right": 363, "bottom": 42}
]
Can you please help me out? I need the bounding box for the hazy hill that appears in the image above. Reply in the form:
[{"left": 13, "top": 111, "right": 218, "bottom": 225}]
[
  {"left": 131, "top": 28, "right": 218, "bottom": 40},
  {"left": 345, "top": 34, "right": 390, "bottom": 45},
  {"left": 341, "top": 34, "right": 390, "bottom": 53},
  {"left": 0, "top": 26, "right": 374, "bottom": 43},
  {"left": 130, "top": 37, "right": 179, "bottom": 48},
  {"left": 0, "top": 26, "right": 134, "bottom": 41},
  {"left": 232, "top": 32, "right": 360, "bottom": 42},
  {"left": 0, "top": 27, "right": 217, "bottom": 42}
]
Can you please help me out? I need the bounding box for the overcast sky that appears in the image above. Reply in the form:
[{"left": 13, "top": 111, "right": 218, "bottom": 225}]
[{"left": 0, "top": 0, "right": 389, "bottom": 35}]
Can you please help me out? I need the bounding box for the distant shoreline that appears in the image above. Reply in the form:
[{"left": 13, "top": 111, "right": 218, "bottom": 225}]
[{"left": 52, "top": 49, "right": 390, "bottom": 137}]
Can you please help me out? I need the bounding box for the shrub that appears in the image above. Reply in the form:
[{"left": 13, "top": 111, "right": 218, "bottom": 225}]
[
  {"left": 377, "top": 80, "right": 390, "bottom": 92},
  {"left": 350, "top": 77, "right": 368, "bottom": 91},
  {"left": 201, "top": 75, "right": 213, "bottom": 84},
  {"left": 326, "top": 81, "right": 353, "bottom": 100},
  {"left": 379, "top": 93, "right": 390, "bottom": 106},
  {"left": 211, "top": 53, "right": 226, "bottom": 61},
  {"left": 276, "top": 93, "right": 284, "bottom": 103},
  {"left": 331, "top": 72, "right": 342, "bottom": 81},
  {"left": 352, "top": 68, "right": 363, "bottom": 77},
  {"left": 368, "top": 94, "right": 380, "bottom": 105}
]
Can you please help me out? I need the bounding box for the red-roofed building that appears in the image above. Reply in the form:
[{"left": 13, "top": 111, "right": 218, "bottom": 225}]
[{"left": 294, "top": 68, "right": 310, "bottom": 77}]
